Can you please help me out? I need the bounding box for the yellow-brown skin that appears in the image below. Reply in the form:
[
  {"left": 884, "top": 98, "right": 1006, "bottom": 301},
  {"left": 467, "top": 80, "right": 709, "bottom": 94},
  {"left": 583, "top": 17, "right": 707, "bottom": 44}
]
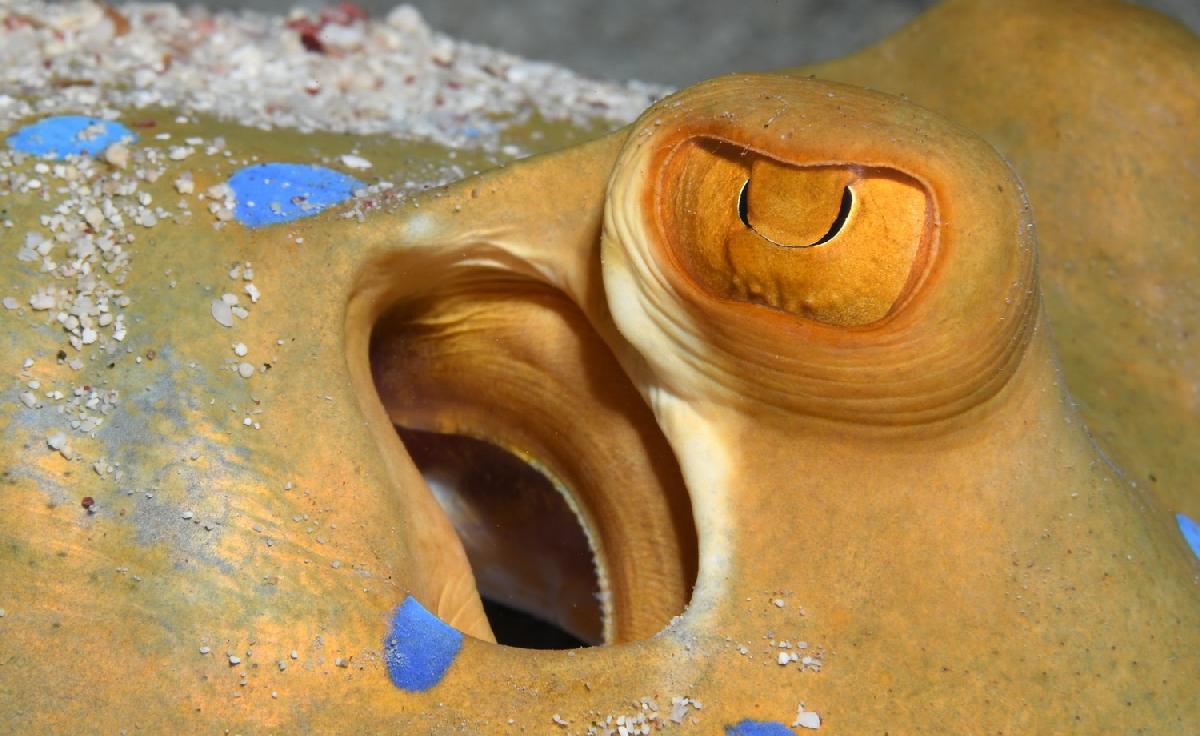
[
  {"left": 1, "top": 1, "right": 1198, "bottom": 733},
  {"left": 805, "top": 0, "right": 1200, "bottom": 522}
]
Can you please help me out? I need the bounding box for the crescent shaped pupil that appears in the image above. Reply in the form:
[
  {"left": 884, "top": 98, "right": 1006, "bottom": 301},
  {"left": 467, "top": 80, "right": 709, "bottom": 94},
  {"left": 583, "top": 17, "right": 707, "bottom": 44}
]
[{"left": 737, "top": 179, "right": 854, "bottom": 248}]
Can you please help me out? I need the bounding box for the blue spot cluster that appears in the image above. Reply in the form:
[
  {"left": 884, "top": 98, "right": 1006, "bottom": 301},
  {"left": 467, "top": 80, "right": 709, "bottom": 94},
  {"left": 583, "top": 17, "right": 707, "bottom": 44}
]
[
  {"left": 384, "top": 596, "right": 463, "bottom": 691},
  {"left": 1178, "top": 513, "right": 1200, "bottom": 560},
  {"left": 725, "top": 721, "right": 796, "bottom": 735},
  {"left": 227, "top": 163, "right": 362, "bottom": 228},
  {"left": 6, "top": 115, "right": 135, "bottom": 158}
]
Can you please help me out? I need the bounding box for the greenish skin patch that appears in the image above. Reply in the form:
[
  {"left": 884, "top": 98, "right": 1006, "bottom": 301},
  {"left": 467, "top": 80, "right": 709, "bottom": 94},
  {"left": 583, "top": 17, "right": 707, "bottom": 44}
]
[
  {"left": 91, "top": 106, "right": 618, "bottom": 185},
  {"left": 0, "top": 105, "right": 620, "bottom": 732}
]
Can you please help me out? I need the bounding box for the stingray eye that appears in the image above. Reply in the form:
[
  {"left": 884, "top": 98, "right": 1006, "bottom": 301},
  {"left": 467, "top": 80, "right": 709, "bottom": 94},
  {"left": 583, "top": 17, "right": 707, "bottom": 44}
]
[
  {"left": 736, "top": 161, "right": 853, "bottom": 247},
  {"left": 660, "top": 141, "right": 930, "bottom": 326}
]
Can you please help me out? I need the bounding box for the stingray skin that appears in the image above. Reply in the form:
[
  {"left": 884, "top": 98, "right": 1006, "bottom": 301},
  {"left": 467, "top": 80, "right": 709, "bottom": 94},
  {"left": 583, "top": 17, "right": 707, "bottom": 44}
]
[
  {"left": 806, "top": 0, "right": 1200, "bottom": 527},
  {"left": 0, "top": 1, "right": 1196, "bottom": 733}
]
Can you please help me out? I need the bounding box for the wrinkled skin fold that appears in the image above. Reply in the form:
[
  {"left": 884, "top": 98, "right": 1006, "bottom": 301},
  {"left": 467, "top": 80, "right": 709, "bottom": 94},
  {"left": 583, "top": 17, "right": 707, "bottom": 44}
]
[{"left": 1, "top": 0, "right": 1197, "bottom": 732}]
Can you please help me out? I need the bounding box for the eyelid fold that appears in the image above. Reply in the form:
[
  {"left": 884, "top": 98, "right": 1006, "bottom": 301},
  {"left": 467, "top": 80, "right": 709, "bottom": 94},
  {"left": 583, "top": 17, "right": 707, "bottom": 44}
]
[{"left": 601, "top": 73, "right": 1039, "bottom": 428}]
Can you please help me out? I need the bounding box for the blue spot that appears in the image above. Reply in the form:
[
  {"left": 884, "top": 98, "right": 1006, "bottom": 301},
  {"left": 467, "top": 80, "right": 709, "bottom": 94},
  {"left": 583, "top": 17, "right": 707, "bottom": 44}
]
[
  {"left": 725, "top": 721, "right": 795, "bottom": 736},
  {"left": 384, "top": 596, "right": 463, "bottom": 691},
  {"left": 1178, "top": 513, "right": 1200, "bottom": 560},
  {"left": 6, "top": 115, "right": 135, "bottom": 158},
  {"left": 226, "top": 163, "right": 362, "bottom": 228}
]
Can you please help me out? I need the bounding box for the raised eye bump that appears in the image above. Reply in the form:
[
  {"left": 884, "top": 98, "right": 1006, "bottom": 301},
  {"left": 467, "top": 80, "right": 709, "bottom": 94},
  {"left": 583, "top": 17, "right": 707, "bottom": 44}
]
[{"left": 602, "top": 74, "right": 1039, "bottom": 425}]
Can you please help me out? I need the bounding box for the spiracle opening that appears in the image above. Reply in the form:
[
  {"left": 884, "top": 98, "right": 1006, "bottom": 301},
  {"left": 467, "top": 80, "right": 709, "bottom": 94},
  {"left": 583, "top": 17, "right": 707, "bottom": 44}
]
[
  {"left": 367, "top": 265, "right": 698, "bottom": 648},
  {"left": 396, "top": 427, "right": 601, "bottom": 649}
]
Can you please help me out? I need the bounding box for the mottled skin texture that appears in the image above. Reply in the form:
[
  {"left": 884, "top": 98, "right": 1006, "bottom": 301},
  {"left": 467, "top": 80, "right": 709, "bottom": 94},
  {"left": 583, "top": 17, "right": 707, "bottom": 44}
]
[{"left": 1, "top": 1, "right": 1197, "bottom": 734}]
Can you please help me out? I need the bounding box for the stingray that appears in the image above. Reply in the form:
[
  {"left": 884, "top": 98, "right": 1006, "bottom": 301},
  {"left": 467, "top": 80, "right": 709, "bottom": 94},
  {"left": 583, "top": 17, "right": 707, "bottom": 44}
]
[{"left": 0, "top": 0, "right": 1196, "bottom": 732}]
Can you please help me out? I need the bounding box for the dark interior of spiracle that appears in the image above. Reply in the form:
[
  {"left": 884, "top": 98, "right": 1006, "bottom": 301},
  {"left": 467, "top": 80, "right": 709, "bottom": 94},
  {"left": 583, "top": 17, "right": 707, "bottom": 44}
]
[
  {"left": 395, "top": 427, "right": 603, "bottom": 649},
  {"left": 368, "top": 271, "right": 697, "bottom": 649},
  {"left": 658, "top": 138, "right": 931, "bottom": 326}
]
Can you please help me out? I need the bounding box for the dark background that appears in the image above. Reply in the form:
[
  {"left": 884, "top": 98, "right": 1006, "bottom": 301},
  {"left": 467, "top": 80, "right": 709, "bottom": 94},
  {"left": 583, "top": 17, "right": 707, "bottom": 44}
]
[{"left": 197, "top": 0, "right": 1200, "bottom": 86}]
